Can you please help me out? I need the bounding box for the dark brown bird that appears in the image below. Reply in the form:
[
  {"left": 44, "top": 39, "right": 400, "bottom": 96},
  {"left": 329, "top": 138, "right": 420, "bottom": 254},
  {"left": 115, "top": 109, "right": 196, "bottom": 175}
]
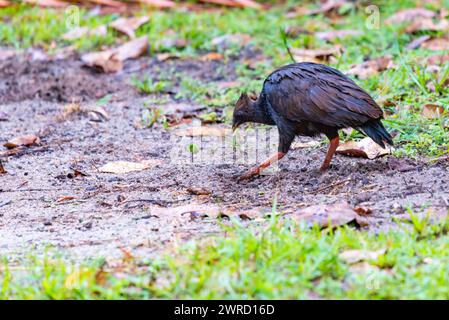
[{"left": 232, "top": 62, "right": 393, "bottom": 180}]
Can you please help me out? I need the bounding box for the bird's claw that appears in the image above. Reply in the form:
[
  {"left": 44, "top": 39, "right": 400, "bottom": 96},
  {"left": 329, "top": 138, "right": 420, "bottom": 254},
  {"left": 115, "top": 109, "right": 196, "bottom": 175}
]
[{"left": 237, "top": 166, "right": 260, "bottom": 181}]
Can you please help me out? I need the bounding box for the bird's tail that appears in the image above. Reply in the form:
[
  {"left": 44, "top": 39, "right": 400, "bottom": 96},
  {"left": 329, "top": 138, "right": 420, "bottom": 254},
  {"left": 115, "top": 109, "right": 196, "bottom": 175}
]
[{"left": 359, "top": 119, "right": 394, "bottom": 149}]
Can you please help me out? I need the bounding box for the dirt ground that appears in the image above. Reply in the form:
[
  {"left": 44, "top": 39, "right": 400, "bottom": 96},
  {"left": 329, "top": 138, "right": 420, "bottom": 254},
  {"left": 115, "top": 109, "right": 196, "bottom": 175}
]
[{"left": 1, "top": 52, "right": 448, "bottom": 261}]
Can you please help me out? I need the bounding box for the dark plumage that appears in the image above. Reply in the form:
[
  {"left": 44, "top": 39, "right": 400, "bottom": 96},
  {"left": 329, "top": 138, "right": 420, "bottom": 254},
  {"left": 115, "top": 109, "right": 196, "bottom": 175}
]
[{"left": 232, "top": 62, "right": 393, "bottom": 180}]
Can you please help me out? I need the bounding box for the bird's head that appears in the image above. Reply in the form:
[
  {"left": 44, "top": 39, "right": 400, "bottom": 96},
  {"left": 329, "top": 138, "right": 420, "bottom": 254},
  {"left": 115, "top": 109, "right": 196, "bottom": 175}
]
[{"left": 232, "top": 92, "right": 256, "bottom": 132}]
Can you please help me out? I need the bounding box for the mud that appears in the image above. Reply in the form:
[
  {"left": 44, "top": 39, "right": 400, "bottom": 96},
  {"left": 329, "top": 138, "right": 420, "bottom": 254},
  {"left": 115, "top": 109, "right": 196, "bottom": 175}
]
[{"left": 0, "top": 54, "right": 448, "bottom": 261}]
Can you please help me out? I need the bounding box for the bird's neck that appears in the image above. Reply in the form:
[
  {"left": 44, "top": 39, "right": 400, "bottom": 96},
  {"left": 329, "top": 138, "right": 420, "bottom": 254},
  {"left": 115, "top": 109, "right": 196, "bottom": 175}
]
[{"left": 250, "top": 96, "right": 274, "bottom": 125}]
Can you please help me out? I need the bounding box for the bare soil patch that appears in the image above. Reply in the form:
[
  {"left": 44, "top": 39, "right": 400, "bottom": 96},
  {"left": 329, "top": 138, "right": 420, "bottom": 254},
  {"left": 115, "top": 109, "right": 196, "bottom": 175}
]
[{"left": 1, "top": 54, "right": 448, "bottom": 261}]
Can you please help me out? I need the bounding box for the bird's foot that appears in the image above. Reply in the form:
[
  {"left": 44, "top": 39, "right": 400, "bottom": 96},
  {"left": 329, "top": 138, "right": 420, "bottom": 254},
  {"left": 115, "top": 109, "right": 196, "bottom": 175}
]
[{"left": 237, "top": 166, "right": 260, "bottom": 181}]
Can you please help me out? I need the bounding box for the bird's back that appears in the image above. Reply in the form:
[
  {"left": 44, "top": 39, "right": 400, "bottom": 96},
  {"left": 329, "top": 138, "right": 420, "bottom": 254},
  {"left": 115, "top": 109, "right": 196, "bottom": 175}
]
[{"left": 262, "top": 62, "right": 384, "bottom": 129}]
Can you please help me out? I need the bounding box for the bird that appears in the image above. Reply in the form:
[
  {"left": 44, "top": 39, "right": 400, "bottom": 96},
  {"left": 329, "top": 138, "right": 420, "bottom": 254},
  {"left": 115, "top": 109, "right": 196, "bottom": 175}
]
[{"left": 232, "top": 62, "right": 394, "bottom": 180}]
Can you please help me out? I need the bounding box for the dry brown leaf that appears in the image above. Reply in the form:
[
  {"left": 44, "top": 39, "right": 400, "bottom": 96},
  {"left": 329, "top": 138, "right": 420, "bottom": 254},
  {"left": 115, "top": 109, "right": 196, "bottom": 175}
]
[
  {"left": 385, "top": 8, "right": 436, "bottom": 25},
  {"left": 200, "top": 0, "right": 261, "bottom": 9},
  {"left": 4, "top": 135, "right": 40, "bottom": 149},
  {"left": 200, "top": 52, "right": 223, "bottom": 61},
  {"left": 346, "top": 55, "right": 393, "bottom": 79},
  {"left": 427, "top": 54, "right": 449, "bottom": 65},
  {"left": 99, "top": 159, "right": 162, "bottom": 174},
  {"left": 336, "top": 137, "right": 391, "bottom": 159},
  {"left": 136, "top": 0, "right": 176, "bottom": 8},
  {"left": 405, "top": 18, "right": 449, "bottom": 33},
  {"left": 175, "top": 126, "right": 230, "bottom": 137},
  {"left": 315, "top": 29, "right": 361, "bottom": 41},
  {"left": 86, "top": 0, "right": 126, "bottom": 8},
  {"left": 23, "top": 0, "right": 67, "bottom": 7},
  {"left": 156, "top": 53, "right": 180, "bottom": 61},
  {"left": 110, "top": 16, "right": 150, "bottom": 39},
  {"left": 306, "top": 0, "right": 348, "bottom": 16},
  {"left": 339, "top": 249, "right": 385, "bottom": 264},
  {"left": 187, "top": 187, "right": 212, "bottom": 195},
  {"left": 232, "top": 0, "right": 262, "bottom": 9},
  {"left": 285, "top": 203, "right": 360, "bottom": 229},
  {"left": 354, "top": 206, "right": 373, "bottom": 216},
  {"left": 291, "top": 47, "right": 341, "bottom": 63},
  {"left": 81, "top": 36, "right": 149, "bottom": 73},
  {"left": 57, "top": 196, "right": 77, "bottom": 203},
  {"left": 422, "top": 104, "right": 445, "bottom": 119},
  {"left": 0, "top": 161, "right": 6, "bottom": 174},
  {"left": 421, "top": 37, "right": 449, "bottom": 50},
  {"left": 62, "top": 25, "right": 107, "bottom": 41}
]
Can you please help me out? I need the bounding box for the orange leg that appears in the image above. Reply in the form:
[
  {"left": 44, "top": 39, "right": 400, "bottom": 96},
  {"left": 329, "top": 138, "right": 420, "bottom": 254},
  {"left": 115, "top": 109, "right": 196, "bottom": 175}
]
[
  {"left": 320, "top": 136, "right": 339, "bottom": 171},
  {"left": 238, "top": 152, "right": 286, "bottom": 181}
]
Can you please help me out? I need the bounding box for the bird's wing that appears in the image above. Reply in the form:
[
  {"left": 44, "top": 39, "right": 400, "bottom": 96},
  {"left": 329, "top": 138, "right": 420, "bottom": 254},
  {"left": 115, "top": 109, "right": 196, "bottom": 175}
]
[{"left": 264, "top": 63, "right": 384, "bottom": 128}]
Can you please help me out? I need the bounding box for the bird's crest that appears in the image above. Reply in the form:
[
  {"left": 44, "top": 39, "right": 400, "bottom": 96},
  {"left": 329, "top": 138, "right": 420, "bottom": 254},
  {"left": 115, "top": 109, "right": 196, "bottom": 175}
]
[{"left": 235, "top": 92, "right": 256, "bottom": 110}]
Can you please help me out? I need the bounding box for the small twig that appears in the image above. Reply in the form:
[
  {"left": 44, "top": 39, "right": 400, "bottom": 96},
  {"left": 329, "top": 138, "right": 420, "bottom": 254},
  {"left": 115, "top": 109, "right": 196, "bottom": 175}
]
[
  {"left": 308, "top": 178, "right": 352, "bottom": 194},
  {"left": 427, "top": 155, "right": 449, "bottom": 164},
  {"left": 121, "top": 199, "right": 177, "bottom": 207},
  {"left": 0, "top": 188, "right": 66, "bottom": 193},
  {"left": 0, "top": 200, "right": 12, "bottom": 208}
]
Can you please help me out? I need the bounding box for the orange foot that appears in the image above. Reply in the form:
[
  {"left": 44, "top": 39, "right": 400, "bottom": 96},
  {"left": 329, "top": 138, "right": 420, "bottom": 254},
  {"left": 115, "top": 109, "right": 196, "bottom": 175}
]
[{"left": 237, "top": 166, "right": 260, "bottom": 181}]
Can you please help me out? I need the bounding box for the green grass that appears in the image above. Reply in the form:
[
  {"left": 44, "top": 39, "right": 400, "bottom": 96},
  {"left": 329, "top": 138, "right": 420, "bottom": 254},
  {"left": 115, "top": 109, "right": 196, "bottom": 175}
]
[{"left": 3, "top": 212, "right": 449, "bottom": 299}]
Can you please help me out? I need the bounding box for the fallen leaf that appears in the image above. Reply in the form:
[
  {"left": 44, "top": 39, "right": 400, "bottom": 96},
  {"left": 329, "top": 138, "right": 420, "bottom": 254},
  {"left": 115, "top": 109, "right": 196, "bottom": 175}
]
[
  {"left": 354, "top": 206, "right": 373, "bottom": 216},
  {"left": 291, "top": 47, "right": 341, "bottom": 63},
  {"left": 285, "top": 203, "right": 360, "bottom": 229},
  {"left": 175, "top": 126, "right": 230, "bottom": 137},
  {"left": 385, "top": 8, "right": 436, "bottom": 25},
  {"left": 200, "top": 52, "right": 223, "bottom": 61},
  {"left": 427, "top": 54, "right": 449, "bottom": 65},
  {"left": 306, "top": 0, "right": 349, "bottom": 16},
  {"left": 346, "top": 55, "right": 393, "bottom": 79},
  {"left": 405, "top": 18, "right": 449, "bottom": 33},
  {"left": 232, "top": 0, "right": 262, "bottom": 9},
  {"left": 315, "top": 29, "right": 361, "bottom": 41},
  {"left": 156, "top": 53, "right": 180, "bottom": 61},
  {"left": 421, "top": 37, "right": 449, "bottom": 50},
  {"left": 422, "top": 104, "right": 445, "bottom": 119},
  {"left": 62, "top": 25, "right": 107, "bottom": 41},
  {"left": 336, "top": 137, "right": 392, "bottom": 159},
  {"left": 85, "top": 0, "right": 126, "bottom": 8},
  {"left": 0, "top": 161, "right": 6, "bottom": 174},
  {"left": 187, "top": 187, "right": 212, "bottom": 195},
  {"left": 339, "top": 249, "right": 386, "bottom": 264},
  {"left": 200, "top": 0, "right": 262, "bottom": 9},
  {"left": 87, "top": 105, "right": 109, "bottom": 121},
  {"left": 24, "top": 0, "right": 67, "bottom": 7},
  {"left": 4, "top": 135, "right": 40, "bottom": 149},
  {"left": 110, "top": 16, "right": 150, "bottom": 39},
  {"left": 136, "top": 0, "right": 176, "bottom": 8},
  {"left": 57, "top": 196, "right": 77, "bottom": 203},
  {"left": 99, "top": 159, "right": 162, "bottom": 174},
  {"left": 291, "top": 140, "right": 320, "bottom": 149},
  {"left": 81, "top": 36, "right": 149, "bottom": 73}
]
